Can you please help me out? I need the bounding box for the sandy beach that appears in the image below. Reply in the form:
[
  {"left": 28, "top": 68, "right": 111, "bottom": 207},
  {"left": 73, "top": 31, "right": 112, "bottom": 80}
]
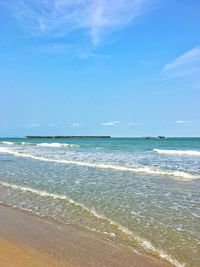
[
  {"left": 0, "top": 205, "right": 169, "bottom": 267},
  {"left": 0, "top": 237, "right": 69, "bottom": 267},
  {"left": 1, "top": 0, "right": 199, "bottom": 265}
]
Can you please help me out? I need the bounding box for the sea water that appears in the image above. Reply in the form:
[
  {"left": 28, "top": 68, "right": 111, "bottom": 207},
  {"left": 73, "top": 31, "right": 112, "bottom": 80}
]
[{"left": 0, "top": 137, "right": 200, "bottom": 266}]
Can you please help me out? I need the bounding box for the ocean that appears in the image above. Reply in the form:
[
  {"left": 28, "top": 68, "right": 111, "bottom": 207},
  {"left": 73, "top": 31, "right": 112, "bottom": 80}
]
[{"left": 0, "top": 137, "right": 200, "bottom": 266}]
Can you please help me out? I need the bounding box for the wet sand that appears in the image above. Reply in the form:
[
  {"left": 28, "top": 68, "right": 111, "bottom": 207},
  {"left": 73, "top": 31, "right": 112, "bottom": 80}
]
[
  {"left": 0, "top": 237, "right": 70, "bottom": 267},
  {"left": 0, "top": 205, "right": 170, "bottom": 267}
]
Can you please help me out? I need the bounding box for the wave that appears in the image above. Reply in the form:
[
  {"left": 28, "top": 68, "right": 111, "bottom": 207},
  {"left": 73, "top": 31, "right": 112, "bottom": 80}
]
[
  {"left": 1, "top": 141, "right": 78, "bottom": 148},
  {"left": 16, "top": 142, "right": 33, "bottom": 146},
  {"left": 1, "top": 141, "right": 32, "bottom": 146},
  {"left": 0, "top": 180, "right": 183, "bottom": 267},
  {"left": 36, "top": 143, "right": 79, "bottom": 148},
  {"left": 2, "top": 141, "right": 14, "bottom": 145},
  {"left": 0, "top": 147, "right": 198, "bottom": 180},
  {"left": 154, "top": 149, "right": 200, "bottom": 157}
]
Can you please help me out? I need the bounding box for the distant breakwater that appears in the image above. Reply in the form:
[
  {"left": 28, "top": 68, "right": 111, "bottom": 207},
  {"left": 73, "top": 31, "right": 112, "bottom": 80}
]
[{"left": 25, "top": 136, "right": 111, "bottom": 139}]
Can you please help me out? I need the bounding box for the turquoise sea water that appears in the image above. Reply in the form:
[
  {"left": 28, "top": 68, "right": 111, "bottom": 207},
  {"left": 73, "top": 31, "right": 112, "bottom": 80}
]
[{"left": 0, "top": 137, "right": 200, "bottom": 266}]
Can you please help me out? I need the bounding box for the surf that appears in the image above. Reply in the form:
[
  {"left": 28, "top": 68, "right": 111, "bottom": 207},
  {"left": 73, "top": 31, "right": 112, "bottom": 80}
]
[
  {"left": 36, "top": 143, "right": 79, "bottom": 148},
  {"left": 154, "top": 149, "right": 200, "bottom": 157},
  {"left": 1, "top": 141, "right": 14, "bottom": 145},
  {"left": 1, "top": 141, "right": 78, "bottom": 148},
  {"left": 0, "top": 147, "right": 198, "bottom": 180},
  {"left": 0, "top": 180, "right": 183, "bottom": 267}
]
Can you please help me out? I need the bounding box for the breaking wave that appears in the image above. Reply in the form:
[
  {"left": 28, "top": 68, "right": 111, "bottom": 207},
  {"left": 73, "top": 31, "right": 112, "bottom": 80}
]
[
  {"left": 2, "top": 141, "right": 14, "bottom": 145},
  {"left": 1, "top": 141, "right": 33, "bottom": 146},
  {"left": 1, "top": 141, "right": 78, "bottom": 148},
  {"left": 154, "top": 149, "right": 200, "bottom": 157},
  {"left": 0, "top": 147, "right": 198, "bottom": 180},
  {"left": 36, "top": 143, "right": 79, "bottom": 148},
  {"left": 0, "top": 180, "right": 183, "bottom": 267}
]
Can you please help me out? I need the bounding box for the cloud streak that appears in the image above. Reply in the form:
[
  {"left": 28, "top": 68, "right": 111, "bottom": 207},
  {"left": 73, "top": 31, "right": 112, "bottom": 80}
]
[
  {"left": 79, "top": 52, "right": 110, "bottom": 59},
  {"left": 101, "top": 121, "right": 119, "bottom": 126},
  {"left": 175, "top": 120, "right": 192, "bottom": 126},
  {"left": 126, "top": 122, "right": 142, "bottom": 126},
  {"left": 163, "top": 47, "right": 200, "bottom": 78},
  {"left": 28, "top": 123, "right": 40, "bottom": 127},
  {"left": 8, "top": 0, "right": 154, "bottom": 44}
]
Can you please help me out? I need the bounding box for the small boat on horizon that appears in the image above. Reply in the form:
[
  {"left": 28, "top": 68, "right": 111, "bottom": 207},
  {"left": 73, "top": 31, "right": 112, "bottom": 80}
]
[{"left": 144, "top": 136, "right": 166, "bottom": 139}]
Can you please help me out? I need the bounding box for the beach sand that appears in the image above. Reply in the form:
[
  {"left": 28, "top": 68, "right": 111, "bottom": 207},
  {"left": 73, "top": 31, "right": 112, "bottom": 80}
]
[
  {"left": 0, "top": 237, "right": 70, "bottom": 267},
  {"left": 0, "top": 205, "right": 170, "bottom": 267}
]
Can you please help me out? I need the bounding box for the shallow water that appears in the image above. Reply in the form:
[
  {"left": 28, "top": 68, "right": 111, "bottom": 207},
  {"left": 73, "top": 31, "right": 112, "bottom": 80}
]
[{"left": 0, "top": 137, "right": 200, "bottom": 266}]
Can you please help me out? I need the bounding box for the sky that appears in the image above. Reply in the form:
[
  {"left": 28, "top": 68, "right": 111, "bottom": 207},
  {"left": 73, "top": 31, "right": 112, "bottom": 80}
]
[{"left": 0, "top": 0, "right": 200, "bottom": 137}]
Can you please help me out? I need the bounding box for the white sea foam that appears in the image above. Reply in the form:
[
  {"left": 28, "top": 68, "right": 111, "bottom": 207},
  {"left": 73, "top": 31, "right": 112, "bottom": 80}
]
[
  {"left": 0, "top": 180, "right": 183, "bottom": 267},
  {"left": 154, "top": 149, "right": 200, "bottom": 157},
  {"left": 1, "top": 141, "right": 33, "bottom": 146},
  {"left": 21, "top": 142, "right": 32, "bottom": 145},
  {"left": 0, "top": 147, "right": 198, "bottom": 180},
  {"left": 2, "top": 141, "right": 14, "bottom": 145},
  {"left": 1, "top": 142, "right": 78, "bottom": 147},
  {"left": 0, "top": 181, "right": 75, "bottom": 203},
  {"left": 36, "top": 143, "right": 79, "bottom": 148}
]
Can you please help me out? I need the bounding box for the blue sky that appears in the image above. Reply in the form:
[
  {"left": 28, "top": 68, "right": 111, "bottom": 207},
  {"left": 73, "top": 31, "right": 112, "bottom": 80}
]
[{"left": 0, "top": 0, "right": 200, "bottom": 137}]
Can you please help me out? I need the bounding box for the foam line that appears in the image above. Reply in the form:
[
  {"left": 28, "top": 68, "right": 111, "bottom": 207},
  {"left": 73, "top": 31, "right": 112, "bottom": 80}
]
[
  {"left": 2, "top": 141, "right": 14, "bottom": 145},
  {"left": 36, "top": 143, "right": 79, "bottom": 147},
  {"left": 1, "top": 141, "right": 78, "bottom": 147},
  {"left": 0, "top": 147, "right": 198, "bottom": 180},
  {"left": 154, "top": 149, "right": 200, "bottom": 157},
  {"left": 0, "top": 180, "right": 183, "bottom": 267}
]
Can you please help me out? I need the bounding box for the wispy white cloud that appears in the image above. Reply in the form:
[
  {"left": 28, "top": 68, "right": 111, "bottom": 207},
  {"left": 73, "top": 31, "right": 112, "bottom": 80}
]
[
  {"left": 8, "top": 0, "right": 154, "bottom": 44},
  {"left": 175, "top": 120, "right": 192, "bottom": 125},
  {"left": 28, "top": 123, "right": 40, "bottom": 127},
  {"left": 78, "top": 52, "right": 110, "bottom": 59},
  {"left": 101, "top": 121, "right": 120, "bottom": 126},
  {"left": 69, "top": 122, "right": 82, "bottom": 127},
  {"left": 126, "top": 122, "right": 142, "bottom": 126},
  {"left": 163, "top": 47, "right": 200, "bottom": 78}
]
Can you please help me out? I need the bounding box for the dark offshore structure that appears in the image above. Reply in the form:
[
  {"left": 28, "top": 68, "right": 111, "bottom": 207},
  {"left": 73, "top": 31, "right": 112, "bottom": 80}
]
[{"left": 25, "top": 136, "right": 111, "bottom": 139}]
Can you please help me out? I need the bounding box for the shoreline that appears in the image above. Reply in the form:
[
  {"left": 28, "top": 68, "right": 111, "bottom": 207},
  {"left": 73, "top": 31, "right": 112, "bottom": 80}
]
[{"left": 0, "top": 204, "right": 170, "bottom": 267}]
